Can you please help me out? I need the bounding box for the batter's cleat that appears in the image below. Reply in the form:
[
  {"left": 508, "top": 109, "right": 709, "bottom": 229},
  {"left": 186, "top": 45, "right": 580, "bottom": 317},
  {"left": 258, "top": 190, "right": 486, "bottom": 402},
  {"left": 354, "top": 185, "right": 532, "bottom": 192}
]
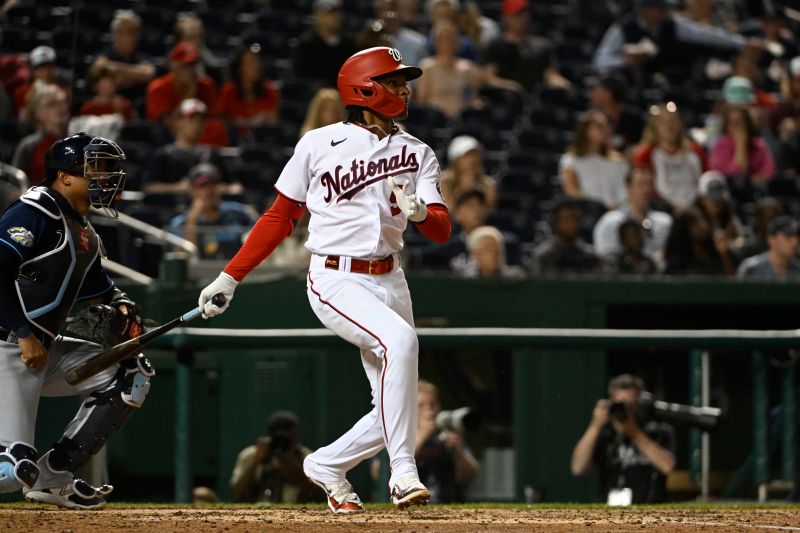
[
  {"left": 309, "top": 477, "right": 365, "bottom": 514},
  {"left": 390, "top": 476, "right": 430, "bottom": 509},
  {"left": 25, "top": 478, "right": 113, "bottom": 510}
]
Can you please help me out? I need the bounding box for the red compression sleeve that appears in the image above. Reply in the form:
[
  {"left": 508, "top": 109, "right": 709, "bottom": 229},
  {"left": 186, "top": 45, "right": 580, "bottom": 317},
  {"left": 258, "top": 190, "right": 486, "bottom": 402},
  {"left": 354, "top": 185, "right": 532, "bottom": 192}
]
[
  {"left": 223, "top": 194, "right": 305, "bottom": 281},
  {"left": 415, "top": 204, "right": 451, "bottom": 244}
]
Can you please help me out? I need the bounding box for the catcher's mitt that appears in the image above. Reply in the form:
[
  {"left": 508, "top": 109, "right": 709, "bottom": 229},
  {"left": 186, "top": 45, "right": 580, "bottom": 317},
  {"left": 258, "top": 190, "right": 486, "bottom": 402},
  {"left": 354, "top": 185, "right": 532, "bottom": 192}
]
[{"left": 64, "top": 303, "right": 143, "bottom": 348}]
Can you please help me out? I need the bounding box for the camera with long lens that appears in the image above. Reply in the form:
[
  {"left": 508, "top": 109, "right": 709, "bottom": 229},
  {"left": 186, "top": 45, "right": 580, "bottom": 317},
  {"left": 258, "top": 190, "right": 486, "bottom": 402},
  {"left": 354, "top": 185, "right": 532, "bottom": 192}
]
[
  {"left": 609, "top": 392, "right": 721, "bottom": 432},
  {"left": 435, "top": 407, "right": 482, "bottom": 432}
]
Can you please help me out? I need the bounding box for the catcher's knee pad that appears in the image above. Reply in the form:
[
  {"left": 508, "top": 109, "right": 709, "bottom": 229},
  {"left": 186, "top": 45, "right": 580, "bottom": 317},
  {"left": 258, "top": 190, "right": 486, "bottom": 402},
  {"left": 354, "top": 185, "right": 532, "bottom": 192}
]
[
  {"left": 47, "top": 355, "right": 155, "bottom": 473},
  {"left": 0, "top": 442, "right": 39, "bottom": 493}
]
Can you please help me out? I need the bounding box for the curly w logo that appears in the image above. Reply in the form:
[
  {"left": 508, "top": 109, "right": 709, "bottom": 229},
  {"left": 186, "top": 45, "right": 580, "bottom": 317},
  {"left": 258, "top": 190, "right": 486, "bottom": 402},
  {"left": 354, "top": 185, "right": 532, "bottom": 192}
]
[{"left": 388, "top": 48, "right": 402, "bottom": 62}]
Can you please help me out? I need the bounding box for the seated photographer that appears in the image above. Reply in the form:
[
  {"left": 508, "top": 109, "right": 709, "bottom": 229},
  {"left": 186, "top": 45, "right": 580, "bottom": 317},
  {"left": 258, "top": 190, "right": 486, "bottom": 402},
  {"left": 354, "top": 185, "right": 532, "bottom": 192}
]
[
  {"left": 229, "top": 411, "right": 318, "bottom": 503},
  {"left": 415, "top": 380, "right": 480, "bottom": 503},
  {"left": 570, "top": 374, "right": 676, "bottom": 504}
]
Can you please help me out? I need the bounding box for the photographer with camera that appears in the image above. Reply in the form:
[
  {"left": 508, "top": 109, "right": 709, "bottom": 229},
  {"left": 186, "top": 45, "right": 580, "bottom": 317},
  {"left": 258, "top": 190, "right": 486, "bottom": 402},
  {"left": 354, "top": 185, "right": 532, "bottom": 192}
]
[
  {"left": 570, "top": 374, "right": 676, "bottom": 504},
  {"left": 415, "top": 380, "right": 480, "bottom": 503},
  {"left": 229, "top": 411, "right": 318, "bottom": 503}
]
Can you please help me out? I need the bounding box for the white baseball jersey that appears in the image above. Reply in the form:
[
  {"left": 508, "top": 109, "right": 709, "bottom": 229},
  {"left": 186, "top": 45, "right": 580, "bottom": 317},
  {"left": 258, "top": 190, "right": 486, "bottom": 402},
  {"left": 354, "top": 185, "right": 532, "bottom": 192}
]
[{"left": 275, "top": 122, "right": 445, "bottom": 259}]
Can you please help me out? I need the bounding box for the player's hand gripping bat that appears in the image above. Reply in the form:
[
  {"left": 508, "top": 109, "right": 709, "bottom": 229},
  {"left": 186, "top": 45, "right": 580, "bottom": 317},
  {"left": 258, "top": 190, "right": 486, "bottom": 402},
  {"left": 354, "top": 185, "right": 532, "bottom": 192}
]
[{"left": 64, "top": 294, "right": 227, "bottom": 385}]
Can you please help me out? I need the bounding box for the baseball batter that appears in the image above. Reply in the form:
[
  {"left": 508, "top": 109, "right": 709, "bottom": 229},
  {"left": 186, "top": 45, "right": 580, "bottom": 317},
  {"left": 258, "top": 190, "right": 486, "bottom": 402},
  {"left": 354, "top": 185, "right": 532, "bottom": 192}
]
[
  {"left": 0, "top": 134, "right": 153, "bottom": 509},
  {"left": 199, "top": 47, "right": 451, "bottom": 512}
]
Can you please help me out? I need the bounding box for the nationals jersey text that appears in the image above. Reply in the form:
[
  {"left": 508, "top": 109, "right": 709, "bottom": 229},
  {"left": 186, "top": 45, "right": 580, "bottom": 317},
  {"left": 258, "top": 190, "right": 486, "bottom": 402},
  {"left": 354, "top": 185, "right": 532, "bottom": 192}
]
[{"left": 275, "top": 122, "right": 445, "bottom": 259}]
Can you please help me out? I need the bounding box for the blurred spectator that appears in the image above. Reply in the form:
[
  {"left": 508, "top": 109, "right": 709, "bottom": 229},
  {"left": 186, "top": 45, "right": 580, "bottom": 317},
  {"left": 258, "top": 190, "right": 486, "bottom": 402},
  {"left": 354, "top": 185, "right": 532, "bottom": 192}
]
[
  {"left": 737, "top": 196, "right": 783, "bottom": 261},
  {"left": 356, "top": 18, "right": 393, "bottom": 50},
  {"left": 415, "top": 21, "right": 481, "bottom": 118},
  {"left": 416, "top": 188, "right": 486, "bottom": 269},
  {"left": 426, "top": 0, "right": 478, "bottom": 61},
  {"left": 605, "top": 220, "right": 658, "bottom": 275},
  {"left": 593, "top": 168, "right": 673, "bottom": 263},
  {"left": 144, "top": 98, "right": 230, "bottom": 194},
  {"left": 397, "top": 0, "right": 423, "bottom": 31},
  {"left": 440, "top": 135, "right": 497, "bottom": 209},
  {"left": 677, "top": 0, "right": 734, "bottom": 28},
  {"left": 571, "top": 374, "right": 675, "bottom": 504},
  {"left": 375, "top": 0, "right": 428, "bottom": 67},
  {"left": 586, "top": 75, "right": 645, "bottom": 155},
  {"left": 482, "top": 0, "right": 570, "bottom": 93},
  {"left": 592, "top": 0, "right": 748, "bottom": 80},
  {"left": 694, "top": 170, "right": 743, "bottom": 255},
  {"left": 453, "top": 188, "right": 487, "bottom": 235},
  {"left": 229, "top": 411, "right": 317, "bottom": 503},
  {"left": 14, "top": 46, "right": 60, "bottom": 120},
  {"left": 415, "top": 380, "right": 479, "bottom": 503},
  {"left": 11, "top": 84, "right": 68, "bottom": 184},
  {"left": 633, "top": 102, "right": 706, "bottom": 212},
  {"left": 146, "top": 41, "right": 218, "bottom": 122},
  {"left": 560, "top": 111, "right": 629, "bottom": 209},
  {"left": 292, "top": 0, "right": 358, "bottom": 87},
  {"left": 741, "top": 6, "right": 797, "bottom": 94},
  {"left": 532, "top": 198, "right": 600, "bottom": 275},
  {"left": 173, "top": 13, "right": 226, "bottom": 82},
  {"left": 79, "top": 63, "right": 134, "bottom": 121},
  {"left": 664, "top": 205, "right": 735, "bottom": 275},
  {"left": 737, "top": 215, "right": 800, "bottom": 281},
  {"left": 769, "top": 56, "right": 800, "bottom": 137},
  {"left": 215, "top": 43, "right": 280, "bottom": 136},
  {"left": 456, "top": 1, "right": 500, "bottom": 49},
  {"left": 730, "top": 55, "right": 779, "bottom": 110},
  {"left": 90, "top": 10, "right": 155, "bottom": 105},
  {"left": 452, "top": 225, "right": 523, "bottom": 278},
  {"left": 299, "top": 88, "right": 345, "bottom": 138},
  {"left": 169, "top": 164, "right": 257, "bottom": 259},
  {"left": 776, "top": 122, "right": 800, "bottom": 178},
  {"left": 709, "top": 104, "right": 775, "bottom": 184}
]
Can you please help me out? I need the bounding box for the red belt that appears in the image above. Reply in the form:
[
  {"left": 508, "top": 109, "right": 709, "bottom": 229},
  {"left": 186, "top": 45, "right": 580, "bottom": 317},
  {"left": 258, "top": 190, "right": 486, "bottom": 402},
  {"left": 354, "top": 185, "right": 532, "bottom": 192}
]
[{"left": 324, "top": 255, "right": 394, "bottom": 275}]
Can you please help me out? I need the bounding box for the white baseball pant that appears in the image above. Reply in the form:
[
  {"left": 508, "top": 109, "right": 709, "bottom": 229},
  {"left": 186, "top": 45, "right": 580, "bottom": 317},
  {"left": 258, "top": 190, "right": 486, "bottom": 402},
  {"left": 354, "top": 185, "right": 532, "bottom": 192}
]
[{"left": 304, "top": 253, "right": 420, "bottom": 488}]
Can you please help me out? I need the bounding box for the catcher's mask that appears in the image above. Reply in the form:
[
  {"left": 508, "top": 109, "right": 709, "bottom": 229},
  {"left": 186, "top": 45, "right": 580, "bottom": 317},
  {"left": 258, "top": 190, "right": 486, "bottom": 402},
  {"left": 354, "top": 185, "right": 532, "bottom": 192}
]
[{"left": 45, "top": 133, "right": 127, "bottom": 218}]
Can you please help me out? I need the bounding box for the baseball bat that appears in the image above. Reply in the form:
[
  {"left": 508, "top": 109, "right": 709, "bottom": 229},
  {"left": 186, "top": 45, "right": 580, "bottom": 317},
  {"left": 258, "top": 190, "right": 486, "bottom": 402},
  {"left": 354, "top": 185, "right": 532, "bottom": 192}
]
[{"left": 64, "top": 293, "right": 227, "bottom": 386}]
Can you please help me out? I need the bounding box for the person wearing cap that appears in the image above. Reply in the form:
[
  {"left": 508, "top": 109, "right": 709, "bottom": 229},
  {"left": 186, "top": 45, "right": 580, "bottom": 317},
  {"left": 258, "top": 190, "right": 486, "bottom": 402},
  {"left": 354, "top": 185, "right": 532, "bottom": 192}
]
[
  {"left": 633, "top": 102, "right": 707, "bottom": 212},
  {"left": 144, "top": 98, "right": 231, "bottom": 194},
  {"left": 12, "top": 85, "right": 68, "bottom": 185},
  {"left": 173, "top": 13, "right": 226, "bottom": 83},
  {"left": 291, "top": 0, "right": 358, "bottom": 87},
  {"left": 90, "top": 10, "right": 155, "bottom": 105},
  {"left": 593, "top": 0, "right": 752, "bottom": 77},
  {"left": 587, "top": 75, "right": 645, "bottom": 155},
  {"left": 482, "top": 0, "right": 570, "bottom": 93},
  {"left": 13, "top": 46, "right": 61, "bottom": 119},
  {"left": 693, "top": 170, "right": 743, "bottom": 258},
  {"left": 146, "top": 41, "right": 218, "bottom": 122},
  {"left": 736, "top": 215, "right": 800, "bottom": 281},
  {"left": 440, "top": 135, "right": 496, "bottom": 209},
  {"left": 709, "top": 104, "right": 775, "bottom": 183},
  {"left": 168, "top": 163, "right": 257, "bottom": 260},
  {"left": 414, "top": 21, "right": 481, "bottom": 118}
]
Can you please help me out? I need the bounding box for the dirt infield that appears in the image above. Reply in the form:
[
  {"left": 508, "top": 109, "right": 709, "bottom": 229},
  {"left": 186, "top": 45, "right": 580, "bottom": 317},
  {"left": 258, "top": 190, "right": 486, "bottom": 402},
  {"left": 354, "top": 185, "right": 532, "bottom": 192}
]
[{"left": 2, "top": 504, "right": 800, "bottom": 533}]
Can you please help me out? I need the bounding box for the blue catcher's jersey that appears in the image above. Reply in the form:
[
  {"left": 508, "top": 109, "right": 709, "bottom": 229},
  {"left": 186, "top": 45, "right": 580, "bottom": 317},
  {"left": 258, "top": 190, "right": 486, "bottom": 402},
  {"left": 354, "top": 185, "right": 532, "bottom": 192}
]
[{"left": 0, "top": 187, "right": 113, "bottom": 339}]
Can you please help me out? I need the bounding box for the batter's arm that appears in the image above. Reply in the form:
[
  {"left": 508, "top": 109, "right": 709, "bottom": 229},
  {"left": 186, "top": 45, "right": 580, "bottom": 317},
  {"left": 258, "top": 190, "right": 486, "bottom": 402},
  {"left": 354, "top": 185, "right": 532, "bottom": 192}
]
[
  {"left": 223, "top": 192, "right": 305, "bottom": 281},
  {"left": 413, "top": 204, "right": 451, "bottom": 244}
]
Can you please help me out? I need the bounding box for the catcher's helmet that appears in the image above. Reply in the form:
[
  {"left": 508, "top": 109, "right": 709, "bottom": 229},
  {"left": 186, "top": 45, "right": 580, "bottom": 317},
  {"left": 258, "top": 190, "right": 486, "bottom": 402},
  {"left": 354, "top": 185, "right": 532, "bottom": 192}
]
[
  {"left": 337, "top": 47, "right": 422, "bottom": 119},
  {"left": 44, "top": 132, "right": 126, "bottom": 218}
]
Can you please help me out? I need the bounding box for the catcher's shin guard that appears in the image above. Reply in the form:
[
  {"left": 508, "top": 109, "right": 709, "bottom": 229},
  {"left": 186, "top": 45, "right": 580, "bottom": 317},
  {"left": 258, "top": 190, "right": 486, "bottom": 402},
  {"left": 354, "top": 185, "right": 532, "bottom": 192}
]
[
  {"left": 47, "top": 355, "right": 154, "bottom": 474},
  {"left": 0, "top": 442, "right": 39, "bottom": 493}
]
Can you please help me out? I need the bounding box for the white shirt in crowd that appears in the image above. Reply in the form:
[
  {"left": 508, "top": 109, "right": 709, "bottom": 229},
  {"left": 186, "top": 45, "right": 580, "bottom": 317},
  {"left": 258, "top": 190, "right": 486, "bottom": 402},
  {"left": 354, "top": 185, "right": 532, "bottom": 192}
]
[
  {"left": 559, "top": 152, "right": 629, "bottom": 208},
  {"left": 650, "top": 147, "right": 703, "bottom": 210},
  {"left": 593, "top": 207, "right": 673, "bottom": 259}
]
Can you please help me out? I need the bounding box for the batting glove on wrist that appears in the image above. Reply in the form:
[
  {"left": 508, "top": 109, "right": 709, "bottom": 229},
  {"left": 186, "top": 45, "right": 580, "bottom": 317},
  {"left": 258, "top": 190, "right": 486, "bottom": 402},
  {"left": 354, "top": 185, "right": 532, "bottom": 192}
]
[
  {"left": 389, "top": 176, "right": 427, "bottom": 223},
  {"left": 199, "top": 272, "right": 238, "bottom": 318}
]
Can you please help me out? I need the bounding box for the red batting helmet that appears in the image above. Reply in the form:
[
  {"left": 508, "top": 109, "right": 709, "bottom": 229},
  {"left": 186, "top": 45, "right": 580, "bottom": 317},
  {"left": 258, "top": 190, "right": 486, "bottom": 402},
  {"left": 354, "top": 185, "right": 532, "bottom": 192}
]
[{"left": 337, "top": 47, "right": 422, "bottom": 118}]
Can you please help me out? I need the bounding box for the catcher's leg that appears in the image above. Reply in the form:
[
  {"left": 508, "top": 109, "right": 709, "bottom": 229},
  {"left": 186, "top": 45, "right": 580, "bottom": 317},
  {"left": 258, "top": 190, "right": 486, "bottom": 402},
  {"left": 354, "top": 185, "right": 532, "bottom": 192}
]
[{"left": 26, "top": 337, "right": 155, "bottom": 510}]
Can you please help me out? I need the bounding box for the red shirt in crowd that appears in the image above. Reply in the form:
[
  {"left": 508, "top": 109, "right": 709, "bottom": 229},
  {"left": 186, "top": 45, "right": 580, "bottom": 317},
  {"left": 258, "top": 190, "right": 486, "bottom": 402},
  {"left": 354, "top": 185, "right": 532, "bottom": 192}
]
[
  {"left": 214, "top": 80, "right": 280, "bottom": 122},
  {"left": 79, "top": 98, "right": 134, "bottom": 121},
  {"left": 145, "top": 72, "right": 217, "bottom": 121}
]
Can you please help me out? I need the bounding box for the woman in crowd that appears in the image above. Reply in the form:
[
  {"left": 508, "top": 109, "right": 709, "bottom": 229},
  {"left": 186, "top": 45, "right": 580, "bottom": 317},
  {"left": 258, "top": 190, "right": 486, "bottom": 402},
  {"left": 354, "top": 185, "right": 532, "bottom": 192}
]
[
  {"left": 709, "top": 104, "right": 775, "bottom": 184},
  {"left": 664, "top": 206, "right": 736, "bottom": 276},
  {"left": 559, "top": 111, "right": 629, "bottom": 209},
  {"left": 414, "top": 20, "right": 481, "bottom": 119},
  {"left": 633, "top": 102, "right": 706, "bottom": 213},
  {"left": 299, "top": 88, "right": 345, "bottom": 138},
  {"left": 440, "top": 135, "right": 497, "bottom": 209},
  {"left": 215, "top": 43, "right": 280, "bottom": 137}
]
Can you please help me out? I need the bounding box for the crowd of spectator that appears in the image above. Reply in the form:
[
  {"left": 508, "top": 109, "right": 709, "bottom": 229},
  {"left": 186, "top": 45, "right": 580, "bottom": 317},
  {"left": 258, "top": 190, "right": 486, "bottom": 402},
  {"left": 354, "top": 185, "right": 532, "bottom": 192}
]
[{"left": 1, "top": 0, "right": 800, "bottom": 281}]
